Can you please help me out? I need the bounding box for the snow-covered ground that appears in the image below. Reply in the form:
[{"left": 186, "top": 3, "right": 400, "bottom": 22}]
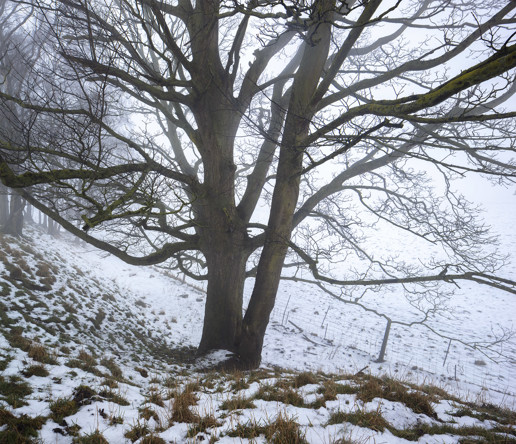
[{"left": 0, "top": 186, "right": 515, "bottom": 442}]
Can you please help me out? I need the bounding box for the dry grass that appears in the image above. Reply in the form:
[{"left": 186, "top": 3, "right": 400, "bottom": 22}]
[
  {"left": 171, "top": 387, "right": 199, "bottom": 423},
  {"left": 0, "top": 408, "right": 46, "bottom": 443},
  {"left": 100, "top": 357, "right": 123, "bottom": 379},
  {"left": 21, "top": 364, "right": 49, "bottom": 378},
  {"left": 124, "top": 421, "right": 150, "bottom": 442},
  {"left": 254, "top": 382, "right": 305, "bottom": 407},
  {"left": 220, "top": 394, "right": 256, "bottom": 411},
  {"left": 292, "top": 371, "right": 319, "bottom": 388},
  {"left": 226, "top": 412, "right": 307, "bottom": 443},
  {"left": 49, "top": 397, "right": 79, "bottom": 423},
  {"left": 355, "top": 375, "right": 436, "bottom": 417},
  {"left": 28, "top": 343, "right": 57, "bottom": 364},
  {"left": 328, "top": 405, "right": 389, "bottom": 432},
  {"left": 186, "top": 413, "right": 220, "bottom": 438}
]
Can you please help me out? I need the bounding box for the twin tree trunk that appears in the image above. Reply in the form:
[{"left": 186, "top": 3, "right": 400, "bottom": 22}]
[{"left": 195, "top": 0, "right": 333, "bottom": 368}]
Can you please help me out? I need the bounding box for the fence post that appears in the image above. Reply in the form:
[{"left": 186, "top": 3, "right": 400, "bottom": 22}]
[
  {"left": 375, "top": 318, "right": 392, "bottom": 363},
  {"left": 443, "top": 338, "right": 452, "bottom": 367}
]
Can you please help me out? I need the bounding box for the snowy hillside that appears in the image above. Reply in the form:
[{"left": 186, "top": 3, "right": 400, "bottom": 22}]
[{"left": 0, "top": 224, "right": 515, "bottom": 443}]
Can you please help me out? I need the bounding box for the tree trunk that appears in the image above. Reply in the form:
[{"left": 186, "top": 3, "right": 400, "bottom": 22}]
[
  {"left": 0, "top": 184, "right": 8, "bottom": 227},
  {"left": 234, "top": 0, "right": 335, "bottom": 368},
  {"left": 25, "top": 202, "right": 33, "bottom": 223},
  {"left": 3, "top": 192, "right": 25, "bottom": 236},
  {"left": 198, "top": 237, "right": 247, "bottom": 353}
]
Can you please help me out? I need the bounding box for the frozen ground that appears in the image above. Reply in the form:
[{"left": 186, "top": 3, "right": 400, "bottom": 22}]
[{"left": 0, "top": 186, "right": 515, "bottom": 442}]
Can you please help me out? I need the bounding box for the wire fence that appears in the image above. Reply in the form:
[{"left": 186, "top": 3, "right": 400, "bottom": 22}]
[{"left": 268, "top": 293, "right": 516, "bottom": 400}]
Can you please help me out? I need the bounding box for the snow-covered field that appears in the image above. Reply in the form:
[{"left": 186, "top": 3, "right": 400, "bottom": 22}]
[{"left": 0, "top": 186, "right": 515, "bottom": 442}]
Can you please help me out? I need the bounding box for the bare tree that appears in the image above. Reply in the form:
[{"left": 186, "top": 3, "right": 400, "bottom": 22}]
[
  {"left": 0, "top": 0, "right": 515, "bottom": 367},
  {"left": 0, "top": 0, "right": 45, "bottom": 235}
]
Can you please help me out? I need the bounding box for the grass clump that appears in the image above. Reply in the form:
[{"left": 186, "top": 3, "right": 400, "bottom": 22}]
[
  {"left": 100, "top": 357, "right": 123, "bottom": 379},
  {"left": 328, "top": 407, "right": 389, "bottom": 432},
  {"left": 0, "top": 408, "right": 46, "bottom": 443},
  {"left": 98, "top": 388, "right": 129, "bottom": 406},
  {"left": 292, "top": 371, "right": 319, "bottom": 388},
  {"left": 356, "top": 376, "right": 435, "bottom": 417},
  {"left": 171, "top": 387, "right": 199, "bottom": 423},
  {"left": 254, "top": 382, "right": 305, "bottom": 407},
  {"left": 21, "top": 364, "right": 50, "bottom": 378},
  {"left": 67, "top": 350, "right": 98, "bottom": 373},
  {"left": 49, "top": 397, "right": 79, "bottom": 423},
  {"left": 140, "top": 435, "right": 167, "bottom": 444},
  {"left": 454, "top": 403, "right": 516, "bottom": 426},
  {"left": 227, "top": 413, "right": 307, "bottom": 444},
  {"left": 73, "top": 385, "right": 97, "bottom": 405},
  {"left": 72, "top": 430, "right": 109, "bottom": 444},
  {"left": 139, "top": 406, "right": 159, "bottom": 422},
  {"left": 146, "top": 388, "right": 165, "bottom": 407},
  {"left": 227, "top": 371, "right": 250, "bottom": 392},
  {"left": 390, "top": 423, "right": 516, "bottom": 441},
  {"left": 266, "top": 412, "right": 308, "bottom": 444},
  {"left": 124, "top": 421, "right": 150, "bottom": 442},
  {"left": 0, "top": 375, "right": 32, "bottom": 408},
  {"left": 28, "top": 343, "right": 57, "bottom": 364},
  {"left": 317, "top": 379, "right": 358, "bottom": 402},
  {"left": 186, "top": 414, "right": 220, "bottom": 438},
  {"left": 220, "top": 394, "right": 256, "bottom": 411},
  {"left": 0, "top": 354, "right": 13, "bottom": 371}
]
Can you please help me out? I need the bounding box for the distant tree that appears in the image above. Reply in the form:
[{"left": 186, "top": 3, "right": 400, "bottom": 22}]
[
  {"left": 0, "top": 183, "right": 8, "bottom": 227},
  {"left": 1, "top": 0, "right": 515, "bottom": 367},
  {"left": 0, "top": 0, "right": 44, "bottom": 236}
]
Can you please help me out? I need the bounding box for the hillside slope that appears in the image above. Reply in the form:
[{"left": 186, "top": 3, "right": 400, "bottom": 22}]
[{"left": 0, "top": 226, "right": 515, "bottom": 443}]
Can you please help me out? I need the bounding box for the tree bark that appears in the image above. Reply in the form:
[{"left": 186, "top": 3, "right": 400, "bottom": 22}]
[{"left": 198, "top": 234, "right": 248, "bottom": 353}]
